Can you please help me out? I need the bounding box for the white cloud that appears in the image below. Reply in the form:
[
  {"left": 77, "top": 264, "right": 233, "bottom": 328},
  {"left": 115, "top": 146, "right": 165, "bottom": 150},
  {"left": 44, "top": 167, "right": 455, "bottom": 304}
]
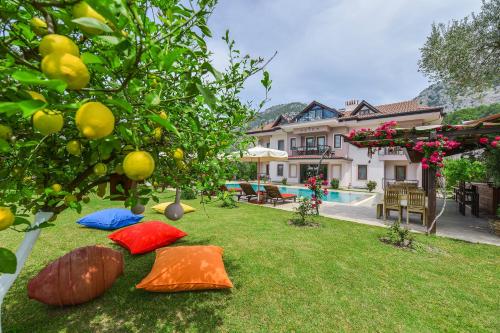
[{"left": 207, "top": 0, "right": 482, "bottom": 109}]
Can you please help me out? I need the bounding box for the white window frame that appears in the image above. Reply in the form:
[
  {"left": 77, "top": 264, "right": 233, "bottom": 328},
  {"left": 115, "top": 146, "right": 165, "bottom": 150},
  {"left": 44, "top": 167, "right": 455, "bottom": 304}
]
[
  {"left": 316, "top": 135, "right": 326, "bottom": 147},
  {"left": 334, "top": 134, "right": 342, "bottom": 149},
  {"left": 357, "top": 165, "right": 368, "bottom": 180}
]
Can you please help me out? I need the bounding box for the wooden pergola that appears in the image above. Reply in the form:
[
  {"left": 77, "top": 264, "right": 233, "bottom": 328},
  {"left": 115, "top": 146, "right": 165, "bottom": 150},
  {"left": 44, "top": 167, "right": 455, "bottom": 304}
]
[{"left": 344, "top": 114, "right": 500, "bottom": 234}]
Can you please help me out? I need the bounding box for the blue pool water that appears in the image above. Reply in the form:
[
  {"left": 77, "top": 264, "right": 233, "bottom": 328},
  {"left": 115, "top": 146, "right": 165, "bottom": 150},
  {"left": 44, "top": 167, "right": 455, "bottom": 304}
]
[{"left": 226, "top": 183, "right": 370, "bottom": 203}]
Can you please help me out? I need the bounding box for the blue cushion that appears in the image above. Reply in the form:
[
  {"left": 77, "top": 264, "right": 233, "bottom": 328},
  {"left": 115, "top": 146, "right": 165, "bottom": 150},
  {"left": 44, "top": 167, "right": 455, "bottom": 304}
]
[{"left": 77, "top": 208, "right": 143, "bottom": 230}]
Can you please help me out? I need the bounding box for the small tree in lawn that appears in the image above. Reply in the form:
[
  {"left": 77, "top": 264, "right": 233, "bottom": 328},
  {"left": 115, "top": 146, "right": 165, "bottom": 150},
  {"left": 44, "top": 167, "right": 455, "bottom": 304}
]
[{"left": 0, "top": 0, "right": 271, "bottom": 313}]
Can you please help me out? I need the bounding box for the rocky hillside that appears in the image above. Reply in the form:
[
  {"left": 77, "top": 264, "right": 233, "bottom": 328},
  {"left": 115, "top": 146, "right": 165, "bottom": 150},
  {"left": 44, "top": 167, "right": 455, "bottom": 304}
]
[
  {"left": 415, "top": 82, "right": 500, "bottom": 112},
  {"left": 249, "top": 102, "right": 306, "bottom": 128}
]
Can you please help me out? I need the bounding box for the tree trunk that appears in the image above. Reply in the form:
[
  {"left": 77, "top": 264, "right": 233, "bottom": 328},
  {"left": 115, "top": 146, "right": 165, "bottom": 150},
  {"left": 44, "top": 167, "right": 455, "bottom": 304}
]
[{"left": 0, "top": 212, "right": 53, "bottom": 333}]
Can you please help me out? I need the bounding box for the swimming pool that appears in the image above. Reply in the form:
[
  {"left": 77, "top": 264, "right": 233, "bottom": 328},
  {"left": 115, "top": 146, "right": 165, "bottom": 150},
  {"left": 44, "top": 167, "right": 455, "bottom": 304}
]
[{"left": 226, "top": 183, "right": 371, "bottom": 203}]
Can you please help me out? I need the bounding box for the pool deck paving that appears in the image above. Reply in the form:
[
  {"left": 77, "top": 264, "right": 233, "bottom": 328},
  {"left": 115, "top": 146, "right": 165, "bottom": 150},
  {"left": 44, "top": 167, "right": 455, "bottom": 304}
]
[{"left": 243, "top": 195, "right": 500, "bottom": 246}]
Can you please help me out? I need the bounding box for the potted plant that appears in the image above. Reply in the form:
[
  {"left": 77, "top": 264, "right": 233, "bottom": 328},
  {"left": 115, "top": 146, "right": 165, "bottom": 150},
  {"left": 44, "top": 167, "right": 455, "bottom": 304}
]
[
  {"left": 330, "top": 178, "right": 339, "bottom": 189},
  {"left": 281, "top": 177, "right": 287, "bottom": 185},
  {"left": 367, "top": 180, "right": 377, "bottom": 192}
]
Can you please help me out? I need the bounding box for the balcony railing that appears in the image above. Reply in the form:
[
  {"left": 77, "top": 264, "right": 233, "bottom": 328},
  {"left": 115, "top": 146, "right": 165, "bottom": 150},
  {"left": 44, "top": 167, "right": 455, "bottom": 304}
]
[
  {"left": 378, "top": 147, "right": 405, "bottom": 155},
  {"left": 290, "top": 145, "right": 332, "bottom": 156}
]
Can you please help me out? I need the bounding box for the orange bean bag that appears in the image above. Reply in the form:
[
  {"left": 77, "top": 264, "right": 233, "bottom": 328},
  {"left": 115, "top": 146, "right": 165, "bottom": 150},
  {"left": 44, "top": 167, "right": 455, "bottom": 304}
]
[
  {"left": 136, "top": 245, "right": 233, "bottom": 292},
  {"left": 28, "top": 246, "right": 124, "bottom": 306}
]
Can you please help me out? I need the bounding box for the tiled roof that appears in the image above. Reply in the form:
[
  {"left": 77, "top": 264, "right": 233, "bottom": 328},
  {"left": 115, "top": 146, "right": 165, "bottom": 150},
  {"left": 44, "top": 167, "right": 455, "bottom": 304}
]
[
  {"left": 247, "top": 121, "right": 277, "bottom": 133},
  {"left": 247, "top": 99, "right": 443, "bottom": 133},
  {"left": 341, "top": 100, "right": 441, "bottom": 120}
]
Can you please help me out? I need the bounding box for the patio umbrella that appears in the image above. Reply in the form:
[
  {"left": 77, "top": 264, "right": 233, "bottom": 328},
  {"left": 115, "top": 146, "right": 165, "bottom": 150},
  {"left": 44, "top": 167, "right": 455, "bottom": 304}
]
[{"left": 239, "top": 146, "right": 288, "bottom": 201}]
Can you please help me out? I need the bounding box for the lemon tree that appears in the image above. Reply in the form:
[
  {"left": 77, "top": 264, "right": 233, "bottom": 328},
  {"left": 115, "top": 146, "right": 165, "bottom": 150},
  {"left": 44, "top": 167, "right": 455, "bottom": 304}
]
[{"left": 0, "top": 0, "right": 271, "bottom": 275}]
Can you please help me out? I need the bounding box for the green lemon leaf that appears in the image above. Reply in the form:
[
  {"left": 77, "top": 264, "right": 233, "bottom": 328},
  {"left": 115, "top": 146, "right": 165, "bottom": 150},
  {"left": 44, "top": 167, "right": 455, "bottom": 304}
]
[
  {"left": 147, "top": 115, "right": 180, "bottom": 137},
  {"left": 72, "top": 17, "right": 113, "bottom": 33},
  {"left": 196, "top": 83, "right": 216, "bottom": 109},
  {"left": 18, "top": 100, "right": 46, "bottom": 118},
  {"left": 12, "top": 70, "right": 67, "bottom": 93},
  {"left": 0, "top": 102, "right": 19, "bottom": 114},
  {"left": 81, "top": 52, "right": 104, "bottom": 64},
  {"left": 145, "top": 93, "right": 161, "bottom": 107},
  {"left": 0, "top": 248, "right": 17, "bottom": 274}
]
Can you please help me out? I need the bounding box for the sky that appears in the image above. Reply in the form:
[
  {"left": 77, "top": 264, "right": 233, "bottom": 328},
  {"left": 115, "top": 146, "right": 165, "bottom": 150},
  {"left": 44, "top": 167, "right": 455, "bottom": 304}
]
[{"left": 207, "top": 0, "right": 482, "bottom": 110}]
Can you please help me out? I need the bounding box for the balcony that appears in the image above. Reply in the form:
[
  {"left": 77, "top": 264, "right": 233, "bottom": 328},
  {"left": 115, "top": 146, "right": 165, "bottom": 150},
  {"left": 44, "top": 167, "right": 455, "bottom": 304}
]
[
  {"left": 378, "top": 147, "right": 407, "bottom": 160},
  {"left": 290, "top": 145, "right": 333, "bottom": 157}
]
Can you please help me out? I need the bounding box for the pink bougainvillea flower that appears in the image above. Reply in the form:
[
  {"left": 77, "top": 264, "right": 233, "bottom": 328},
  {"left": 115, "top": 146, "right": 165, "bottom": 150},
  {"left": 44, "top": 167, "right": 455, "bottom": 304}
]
[
  {"left": 495, "top": 136, "right": 500, "bottom": 141},
  {"left": 422, "top": 163, "right": 430, "bottom": 170},
  {"left": 479, "top": 137, "right": 489, "bottom": 144},
  {"left": 491, "top": 141, "right": 498, "bottom": 148},
  {"left": 436, "top": 172, "right": 442, "bottom": 177}
]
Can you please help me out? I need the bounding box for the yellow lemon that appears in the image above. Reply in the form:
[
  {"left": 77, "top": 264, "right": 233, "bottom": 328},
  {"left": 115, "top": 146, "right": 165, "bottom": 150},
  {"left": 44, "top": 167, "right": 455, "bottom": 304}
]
[
  {"left": 0, "top": 207, "right": 15, "bottom": 231},
  {"left": 41, "top": 53, "right": 89, "bottom": 90},
  {"left": 0, "top": 124, "right": 12, "bottom": 140},
  {"left": 159, "top": 111, "right": 167, "bottom": 119},
  {"left": 51, "top": 183, "right": 62, "bottom": 193},
  {"left": 72, "top": 1, "right": 107, "bottom": 34},
  {"left": 153, "top": 127, "right": 162, "bottom": 140},
  {"left": 66, "top": 140, "right": 82, "bottom": 156},
  {"left": 123, "top": 151, "right": 155, "bottom": 181},
  {"left": 93, "top": 162, "right": 107, "bottom": 176},
  {"left": 31, "top": 17, "right": 48, "bottom": 36},
  {"left": 75, "top": 102, "right": 114, "bottom": 139},
  {"left": 39, "top": 34, "right": 79, "bottom": 57},
  {"left": 173, "top": 148, "right": 184, "bottom": 161},
  {"left": 33, "top": 110, "right": 63, "bottom": 135},
  {"left": 114, "top": 163, "right": 124, "bottom": 175},
  {"left": 27, "top": 91, "right": 47, "bottom": 103}
]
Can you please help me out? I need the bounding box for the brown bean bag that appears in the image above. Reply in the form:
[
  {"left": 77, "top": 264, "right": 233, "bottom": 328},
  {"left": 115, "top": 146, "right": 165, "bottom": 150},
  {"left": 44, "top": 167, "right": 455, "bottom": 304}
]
[{"left": 28, "top": 245, "right": 124, "bottom": 306}]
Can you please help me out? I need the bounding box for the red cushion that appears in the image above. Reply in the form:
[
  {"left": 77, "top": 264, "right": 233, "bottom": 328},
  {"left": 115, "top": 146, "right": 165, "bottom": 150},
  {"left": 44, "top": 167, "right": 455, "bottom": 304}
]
[
  {"left": 108, "top": 221, "right": 187, "bottom": 255},
  {"left": 281, "top": 193, "right": 296, "bottom": 198}
]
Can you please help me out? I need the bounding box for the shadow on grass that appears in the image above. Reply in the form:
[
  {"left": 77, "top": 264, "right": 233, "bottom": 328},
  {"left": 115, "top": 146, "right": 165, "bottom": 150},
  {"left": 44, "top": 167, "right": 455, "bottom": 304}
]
[{"left": 3, "top": 238, "right": 239, "bottom": 333}]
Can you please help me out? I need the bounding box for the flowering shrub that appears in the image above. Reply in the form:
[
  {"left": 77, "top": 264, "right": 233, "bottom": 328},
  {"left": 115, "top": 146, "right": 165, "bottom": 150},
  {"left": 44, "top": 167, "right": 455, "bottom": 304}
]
[
  {"left": 304, "top": 174, "right": 329, "bottom": 214},
  {"left": 290, "top": 197, "right": 317, "bottom": 226},
  {"left": 347, "top": 120, "right": 397, "bottom": 141},
  {"left": 478, "top": 135, "right": 500, "bottom": 149},
  {"left": 412, "top": 134, "right": 461, "bottom": 176}
]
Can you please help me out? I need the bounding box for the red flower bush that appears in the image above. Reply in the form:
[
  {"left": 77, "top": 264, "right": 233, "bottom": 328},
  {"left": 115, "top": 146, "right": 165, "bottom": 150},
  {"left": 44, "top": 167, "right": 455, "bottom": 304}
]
[{"left": 305, "top": 174, "right": 327, "bottom": 213}]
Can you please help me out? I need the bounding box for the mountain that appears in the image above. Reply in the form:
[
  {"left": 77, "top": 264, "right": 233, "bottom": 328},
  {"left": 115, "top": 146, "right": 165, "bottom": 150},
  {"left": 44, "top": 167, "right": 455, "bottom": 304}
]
[
  {"left": 249, "top": 102, "right": 307, "bottom": 128},
  {"left": 415, "top": 82, "right": 500, "bottom": 112}
]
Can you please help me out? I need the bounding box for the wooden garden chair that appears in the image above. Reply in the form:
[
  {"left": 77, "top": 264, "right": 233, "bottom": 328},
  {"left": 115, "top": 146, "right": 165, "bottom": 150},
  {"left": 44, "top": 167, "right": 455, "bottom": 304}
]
[
  {"left": 238, "top": 183, "right": 265, "bottom": 202},
  {"left": 406, "top": 189, "right": 427, "bottom": 226},
  {"left": 220, "top": 184, "right": 242, "bottom": 195},
  {"left": 383, "top": 188, "right": 402, "bottom": 222},
  {"left": 263, "top": 185, "right": 297, "bottom": 206}
]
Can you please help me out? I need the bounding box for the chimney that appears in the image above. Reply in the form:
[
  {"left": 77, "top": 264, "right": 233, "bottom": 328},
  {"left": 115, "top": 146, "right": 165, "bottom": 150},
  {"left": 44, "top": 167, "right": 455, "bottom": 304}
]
[{"left": 344, "top": 99, "right": 360, "bottom": 112}]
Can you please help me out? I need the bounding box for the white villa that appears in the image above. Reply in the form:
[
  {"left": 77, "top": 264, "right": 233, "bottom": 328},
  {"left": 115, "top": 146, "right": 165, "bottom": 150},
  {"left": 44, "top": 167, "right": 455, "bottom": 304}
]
[{"left": 247, "top": 99, "right": 444, "bottom": 191}]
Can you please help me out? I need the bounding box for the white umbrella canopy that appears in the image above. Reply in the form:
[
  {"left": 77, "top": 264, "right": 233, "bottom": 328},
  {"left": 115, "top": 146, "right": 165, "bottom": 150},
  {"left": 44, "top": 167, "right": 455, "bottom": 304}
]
[{"left": 239, "top": 146, "right": 288, "bottom": 201}]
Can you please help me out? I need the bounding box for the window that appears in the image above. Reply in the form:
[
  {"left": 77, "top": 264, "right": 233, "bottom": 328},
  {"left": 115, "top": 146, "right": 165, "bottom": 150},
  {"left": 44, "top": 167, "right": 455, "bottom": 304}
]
[
  {"left": 289, "top": 164, "right": 297, "bottom": 178},
  {"left": 277, "top": 140, "right": 285, "bottom": 151},
  {"left": 316, "top": 136, "right": 326, "bottom": 147},
  {"left": 266, "top": 142, "right": 270, "bottom": 148},
  {"left": 296, "top": 106, "right": 337, "bottom": 123},
  {"left": 395, "top": 166, "right": 406, "bottom": 181},
  {"left": 277, "top": 164, "right": 284, "bottom": 177},
  {"left": 334, "top": 134, "right": 342, "bottom": 148},
  {"left": 265, "top": 164, "right": 269, "bottom": 175},
  {"left": 290, "top": 138, "right": 297, "bottom": 149},
  {"left": 357, "top": 165, "right": 367, "bottom": 180},
  {"left": 305, "top": 137, "right": 315, "bottom": 147}
]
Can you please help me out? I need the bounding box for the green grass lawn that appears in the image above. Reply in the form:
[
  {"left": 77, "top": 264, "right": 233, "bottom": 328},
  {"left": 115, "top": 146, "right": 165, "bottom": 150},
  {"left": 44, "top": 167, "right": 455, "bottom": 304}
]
[{"left": 1, "top": 191, "right": 499, "bottom": 332}]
